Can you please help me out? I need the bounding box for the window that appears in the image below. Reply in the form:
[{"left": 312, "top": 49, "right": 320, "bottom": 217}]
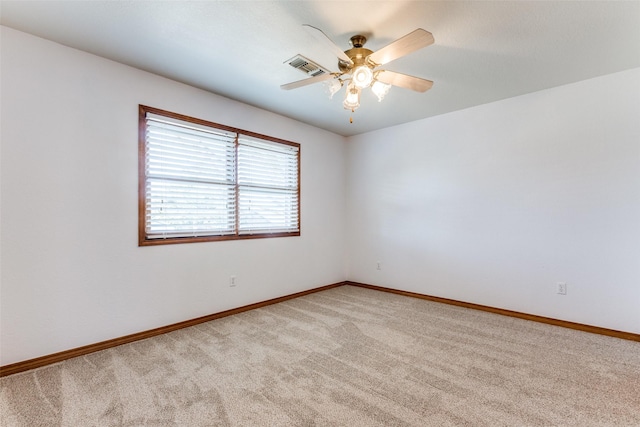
[{"left": 139, "top": 105, "right": 300, "bottom": 245}]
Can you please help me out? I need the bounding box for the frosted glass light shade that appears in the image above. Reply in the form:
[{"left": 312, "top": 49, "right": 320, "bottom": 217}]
[
  {"left": 343, "top": 83, "right": 361, "bottom": 110},
  {"left": 371, "top": 80, "right": 391, "bottom": 102},
  {"left": 324, "top": 78, "right": 342, "bottom": 99},
  {"left": 352, "top": 66, "right": 373, "bottom": 88}
]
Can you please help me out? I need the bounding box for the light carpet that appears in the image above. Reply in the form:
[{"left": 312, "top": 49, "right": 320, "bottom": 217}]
[{"left": 1, "top": 285, "right": 639, "bottom": 426}]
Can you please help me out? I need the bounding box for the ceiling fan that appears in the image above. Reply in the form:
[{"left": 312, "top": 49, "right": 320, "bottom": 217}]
[{"left": 281, "top": 25, "right": 434, "bottom": 119}]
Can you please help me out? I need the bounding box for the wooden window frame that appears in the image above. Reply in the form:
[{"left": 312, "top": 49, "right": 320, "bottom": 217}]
[{"left": 138, "top": 105, "right": 301, "bottom": 246}]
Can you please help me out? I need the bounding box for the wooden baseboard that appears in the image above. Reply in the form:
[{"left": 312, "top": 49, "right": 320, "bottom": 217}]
[
  {"left": 345, "top": 281, "right": 640, "bottom": 342},
  {"left": 0, "top": 282, "right": 346, "bottom": 377},
  {"left": 4, "top": 279, "right": 637, "bottom": 377}
]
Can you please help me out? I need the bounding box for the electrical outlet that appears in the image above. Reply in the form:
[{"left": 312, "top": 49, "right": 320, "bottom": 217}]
[
  {"left": 230, "top": 276, "right": 237, "bottom": 287},
  {"left": 376, "top": 261, "right": 382, "bottom": 271},
  {"left": 557, "top": 282, "right": 567, "bottom": 295}
]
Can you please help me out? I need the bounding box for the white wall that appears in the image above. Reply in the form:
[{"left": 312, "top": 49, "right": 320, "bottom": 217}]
[
  {"left": 0, "top": 27, "right": 347, "bottom": 365},
  {"left": 346, "top": 68, "right": 640, "bottom": 334}
]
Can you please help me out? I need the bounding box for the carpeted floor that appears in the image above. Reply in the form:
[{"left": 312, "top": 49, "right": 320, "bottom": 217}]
[{"left": 1, "top": 285, "right": 639, "bottom": 426}]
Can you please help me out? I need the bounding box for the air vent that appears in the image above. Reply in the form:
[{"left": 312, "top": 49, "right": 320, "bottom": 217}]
[{"left": 285, "top": 55, "right": 329, "bottom": 77}]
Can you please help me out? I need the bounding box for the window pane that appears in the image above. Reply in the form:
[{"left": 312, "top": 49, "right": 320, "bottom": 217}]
[
  {"left": 237, "top": 136, "right": 299, "bottom": 235},
  {"left": 238, "top": 187, "right": 299, "bottom": 234},
  {"left": 146, "top": 115, "right": 236, "bottom": 184},
  {"left": 238, "top": 137, "right": 299, "bottom": 190},
  {"left": 146, "top": 179, "right": 236, "bottom": 238}
]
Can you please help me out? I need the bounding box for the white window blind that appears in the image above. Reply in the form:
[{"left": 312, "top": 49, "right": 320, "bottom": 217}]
[
  {"left": 140, "top": 107, "right": 300, "bottom": 244},
  {"left": 238, "top": 136, "right": 300, "bottom": 234},
  {"left": 145, "top": 113, "right": 236, "bottom": 239}
]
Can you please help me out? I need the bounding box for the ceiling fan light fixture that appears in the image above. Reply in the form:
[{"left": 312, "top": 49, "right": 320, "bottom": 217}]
[
  {"left": 324, "top": 78, "right": 343, "bottom": 99},
  {"left": 371, "top": 80, "right": 391, "bottom": 102},
  {"left": 343, "top": 83, "right": 361, "bottom": 111},
  {"left": 352, "top": 66, "right": 373, "bottom": 88}
]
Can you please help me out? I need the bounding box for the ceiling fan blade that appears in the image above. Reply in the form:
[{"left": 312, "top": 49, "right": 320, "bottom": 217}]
[
  {"left": 367, "top": 29, "right": 434, "bottom": 66},
  {"left": 303, "top": 24, "right": 354, "bottom": 65},
  {"left": 376, "top": 70, "right": 433, "bottom": 92},
  {"left": 280, "top": 73, "right": 335, "bottom": 90}
]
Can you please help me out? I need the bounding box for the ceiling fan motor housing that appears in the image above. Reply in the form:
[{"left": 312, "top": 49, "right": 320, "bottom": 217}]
[{"left": 339, "top": 35, "right": 373, "bottom": 72}]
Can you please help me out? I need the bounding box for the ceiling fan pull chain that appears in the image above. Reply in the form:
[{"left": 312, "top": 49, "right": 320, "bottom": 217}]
[{"left": 350, "top": 109, "right": 355, "bottom": 124}]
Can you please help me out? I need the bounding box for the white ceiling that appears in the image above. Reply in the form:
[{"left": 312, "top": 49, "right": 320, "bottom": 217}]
[{"left": 1, "top": 1, "right": 639, "bottom": 136}]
